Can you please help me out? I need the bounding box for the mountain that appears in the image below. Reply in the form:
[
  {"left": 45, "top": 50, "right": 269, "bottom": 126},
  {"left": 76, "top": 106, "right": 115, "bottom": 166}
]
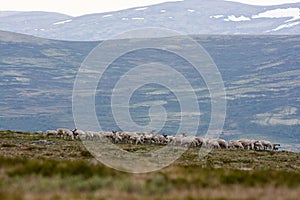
[
  {"left": 0, "top": 30, "right": 299, "bottom": 151},
  {"left": 0, "top": 0, "right": 299, "bottom": 41},
  {"left": 0, "top": 11, "right": 71, "bottom": 38}
]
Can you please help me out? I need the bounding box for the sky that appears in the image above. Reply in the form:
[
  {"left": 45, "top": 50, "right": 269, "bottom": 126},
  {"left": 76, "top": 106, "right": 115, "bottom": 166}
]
[{"left": 0, "top": 0, "right": 299, "bottom": 16}]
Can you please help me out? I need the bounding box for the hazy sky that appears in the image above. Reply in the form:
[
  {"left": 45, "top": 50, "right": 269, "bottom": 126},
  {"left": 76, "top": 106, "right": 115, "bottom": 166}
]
[{"left": 0, "top": 0, "right": 299, "bottom": 16}]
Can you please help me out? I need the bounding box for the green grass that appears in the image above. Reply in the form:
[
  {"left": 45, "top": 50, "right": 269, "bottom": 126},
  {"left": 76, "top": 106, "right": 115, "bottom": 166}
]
[{"left": 0, "top": 130, "right": 300, "bottom": 200}]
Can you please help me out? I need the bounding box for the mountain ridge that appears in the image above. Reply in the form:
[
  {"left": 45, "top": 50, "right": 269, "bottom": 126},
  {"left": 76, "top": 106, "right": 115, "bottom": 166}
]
[{"left": 0, "top": 0, "right": 299, "bottom": 41}]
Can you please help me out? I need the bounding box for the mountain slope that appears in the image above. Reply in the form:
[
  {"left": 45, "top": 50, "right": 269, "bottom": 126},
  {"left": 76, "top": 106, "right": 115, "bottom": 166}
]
[
  {"left": 0, "top": 31, "right": 299, "bottom": 151},
  {"left": 0, "top": 0, "right": 299, "bottom": 41},
  {"left": 0, "top": 11, "right": 71, "bottom": 38}
]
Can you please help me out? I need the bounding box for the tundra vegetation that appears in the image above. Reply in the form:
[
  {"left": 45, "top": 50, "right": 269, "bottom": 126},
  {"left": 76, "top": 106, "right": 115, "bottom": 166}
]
[{"left": 0, "top": 130, "right": 300, "bottom": 200}]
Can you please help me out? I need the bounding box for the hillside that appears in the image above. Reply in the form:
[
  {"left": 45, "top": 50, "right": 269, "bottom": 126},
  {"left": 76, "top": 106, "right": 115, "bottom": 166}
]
[{"left": 0, "top": 31, "right": 299, "bottom": 151}]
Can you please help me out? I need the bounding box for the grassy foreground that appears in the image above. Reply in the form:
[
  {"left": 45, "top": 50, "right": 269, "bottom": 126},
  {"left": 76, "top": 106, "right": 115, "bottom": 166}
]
[{"left": 0, "top": 130, "right": 300, "bottom": 200}]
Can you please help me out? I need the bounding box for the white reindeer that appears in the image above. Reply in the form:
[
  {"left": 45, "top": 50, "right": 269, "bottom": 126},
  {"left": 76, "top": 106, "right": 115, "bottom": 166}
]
[
  {"left": 45, "top": 130, "right": 58, "bottom": 137},
  {"left": 229, "top": 140, "right": 244, "bottom": 149}
]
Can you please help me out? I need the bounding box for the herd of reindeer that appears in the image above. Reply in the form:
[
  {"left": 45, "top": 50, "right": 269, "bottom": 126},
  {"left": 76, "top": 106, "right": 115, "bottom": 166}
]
[{"left": 45, "top": 128, "right": 281, "bottom": 151}]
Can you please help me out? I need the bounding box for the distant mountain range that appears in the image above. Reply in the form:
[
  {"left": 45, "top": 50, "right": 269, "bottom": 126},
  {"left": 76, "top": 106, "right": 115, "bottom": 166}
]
[
  {"left": 0, "top": 0, "right": 299, "bottom": 41},
  {"left": 0, "top": 30, "right": 299, "bottom": 151}
]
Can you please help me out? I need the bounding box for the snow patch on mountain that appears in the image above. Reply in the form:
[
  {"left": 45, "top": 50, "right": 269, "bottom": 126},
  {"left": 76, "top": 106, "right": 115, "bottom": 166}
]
[
  {"left": 132, "top": 17, "right": 145, "bottom": 20},
  {"left": 268, "top": 21, "right": 300, "bottom": 32},
  {"left": 224, "top": 15, "right": 251, "bottom": 21},
  {"left": 252, "top": 8, "right": 300, "bottom": 22},
  {"left": 210, "top": 15, "right": 224, "bottom": 19},
  {"left": 102, "top": 14, "right": 113, "bottom": 18},
  {"left": 187, "top": 9, "right": 195, "bottom": 13},
  {"left": 34, "top": 28, "right": 46, "bottom": 31},
  {"left": 53, "top": 19, "right": 72, "bottom": 25}
]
